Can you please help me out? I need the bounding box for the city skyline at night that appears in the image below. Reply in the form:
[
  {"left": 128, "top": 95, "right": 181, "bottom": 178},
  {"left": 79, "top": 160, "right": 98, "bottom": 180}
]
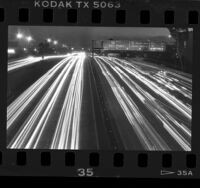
[{"left": 8, "top": 26, "right": 173, "bottom": 49}]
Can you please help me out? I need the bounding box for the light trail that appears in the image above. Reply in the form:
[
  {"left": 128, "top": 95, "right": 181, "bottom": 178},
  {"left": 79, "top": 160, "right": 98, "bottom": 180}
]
[
  {"left": 95, "top": 57, "right": 171, "bottom": 151},
  {"left": 7, "top": 55, "right": 74, "bottom": 129},
  {"left": 51, "top": 53, "right": 85, "bottom": 149},
  {"left": 7, "top": 53, "right": 192, "bottom": 150},
  {"left": 8, "top": 54, "right": 70, "bottom": 72},
  {"left": 7, "top": 53, "right": 86, "bottom": 149},
  {"left": 94, "top": 56, "right": 191, "bottom": 151},
  {"left": 108, "top": 57, "right": 191, "bottom": 119}
]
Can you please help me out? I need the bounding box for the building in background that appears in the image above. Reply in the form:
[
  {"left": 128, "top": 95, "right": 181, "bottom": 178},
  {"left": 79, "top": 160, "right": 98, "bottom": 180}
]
[{"left": 94, "top": 39, "right": 166, "bottom": 52}]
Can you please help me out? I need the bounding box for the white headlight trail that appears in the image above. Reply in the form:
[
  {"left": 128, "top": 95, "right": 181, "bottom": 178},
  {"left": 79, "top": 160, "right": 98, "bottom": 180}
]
[
  {"left": 8, "top": 53, "right": 86, "bottom": 149},
  {"left": 7, "top": 56, "right": 74, "bottom": 129},
  {"left": 94, "top": 57, "right": 170, "bottom": 151},
  {"left": 7, "top": 52, "right": 191, "bottom": 151},
  {"left": 105, "top": 57, "right": 191, "bottom": 120},
  {"left": 94, "top": 56, "right": 191, "bottom": 151},
  {"left": 51, "top": 52, "right": 85, "bottom": 150},
  {"left": 8, "top": 55, "right": 69, "bottom": 72},
  {"left": 7, "top": 54, "right": 78, "bottom": 148}
]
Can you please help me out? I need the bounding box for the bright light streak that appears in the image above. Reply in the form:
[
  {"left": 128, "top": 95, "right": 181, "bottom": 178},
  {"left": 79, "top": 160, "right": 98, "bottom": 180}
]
[
  {"left": 51, "top": 52, "right": 86, "bottom": 149},
  {"left": 94, "top": 56, "right": 191, "bottom": 151},
  {"left": 7, "top": 53, "right": 191, "bottom": 151},
  {"left": 95, "top": 57, "right": 170, "bottom": 150},
  {"left": 7, "top": 53, "right": 86, "bottom": 149},
  {"left": 8, "top": 54, "right": 69, "bottom": 72}
]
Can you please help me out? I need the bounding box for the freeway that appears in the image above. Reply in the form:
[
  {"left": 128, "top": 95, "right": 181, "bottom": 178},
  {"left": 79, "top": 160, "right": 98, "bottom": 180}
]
[{"left": 7, "top": 53, "right": 192, "bottom": 151}]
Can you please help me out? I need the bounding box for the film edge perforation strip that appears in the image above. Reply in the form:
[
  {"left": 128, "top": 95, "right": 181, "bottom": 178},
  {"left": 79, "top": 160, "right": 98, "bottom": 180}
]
[
  {"left": 0, "top": 151, "right": 197, "bottom": 169},
  {"left": 0, "top": 8, "right": 199, "bottom": 24}
]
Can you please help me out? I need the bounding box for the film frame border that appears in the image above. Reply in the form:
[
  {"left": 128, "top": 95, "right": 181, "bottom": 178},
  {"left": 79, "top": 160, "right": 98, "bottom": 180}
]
[{"left": 0, "top": 0, "right": 200, "bottom": 178}]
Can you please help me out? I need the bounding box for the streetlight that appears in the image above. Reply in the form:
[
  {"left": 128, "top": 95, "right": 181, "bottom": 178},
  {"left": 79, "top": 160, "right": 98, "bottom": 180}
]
[
  {"left": 26, "top": 36, "right": 33, "bottom": 42},
  {"left": 168, "top": 34, "right": 172, "bottom": 39},
  {"left": 16, "top": 33, "right": 23, "bottom": 39},
  {"left": 71, "top": 47, "right": 74, "bottom": 50},
  {"left": 53, "top": 40, "right": 58, "bottom": 45},
  {"left": 47, "top": 38, "right": 52, "bottom": 43}
]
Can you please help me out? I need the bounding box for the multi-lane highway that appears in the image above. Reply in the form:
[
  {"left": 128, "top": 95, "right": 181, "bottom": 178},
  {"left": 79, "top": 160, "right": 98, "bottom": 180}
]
[{"left": 7, "top": 53, "right": 192, "bottom": 151}]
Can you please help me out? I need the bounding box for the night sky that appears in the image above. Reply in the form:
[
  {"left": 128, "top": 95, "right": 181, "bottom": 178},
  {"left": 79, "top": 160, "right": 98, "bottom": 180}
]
[{"left": 9, "top": 26, "right": 171, "bottom": 48}]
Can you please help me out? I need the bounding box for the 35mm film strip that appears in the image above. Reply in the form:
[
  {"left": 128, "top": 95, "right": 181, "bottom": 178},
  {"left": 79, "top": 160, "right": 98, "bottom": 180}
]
[{"left": 0, "top": 0, "right": 200, "bottom": 179}]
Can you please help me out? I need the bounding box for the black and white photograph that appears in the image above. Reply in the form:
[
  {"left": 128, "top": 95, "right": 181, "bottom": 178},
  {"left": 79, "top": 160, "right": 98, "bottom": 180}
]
[{"left": 7, "top": 26, "right": 192, "bottom": 151}]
